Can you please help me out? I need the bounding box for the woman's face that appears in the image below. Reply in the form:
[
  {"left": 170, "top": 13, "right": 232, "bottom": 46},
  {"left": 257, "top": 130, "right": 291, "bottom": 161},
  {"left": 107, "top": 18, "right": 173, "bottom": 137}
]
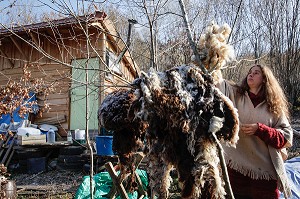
[{"left": 247, "top": 66, "right": 264, "bottom": 90}]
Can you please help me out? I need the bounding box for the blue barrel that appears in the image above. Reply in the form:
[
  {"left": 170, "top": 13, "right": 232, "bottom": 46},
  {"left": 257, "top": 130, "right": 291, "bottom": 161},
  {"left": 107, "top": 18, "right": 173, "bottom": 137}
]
[{"left": 96, "top": 136, "right": 114, "bottom": 156}]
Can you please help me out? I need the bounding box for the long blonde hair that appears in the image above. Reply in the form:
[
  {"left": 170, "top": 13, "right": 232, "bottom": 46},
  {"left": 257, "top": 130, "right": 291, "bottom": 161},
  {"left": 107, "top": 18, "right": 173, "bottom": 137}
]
[{"left": 237, "top": 65, "right": 290, "bottom": 119}]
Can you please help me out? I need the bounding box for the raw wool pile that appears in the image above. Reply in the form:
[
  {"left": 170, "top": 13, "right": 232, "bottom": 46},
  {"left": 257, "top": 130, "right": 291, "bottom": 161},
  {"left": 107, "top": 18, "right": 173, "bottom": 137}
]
[
  {"left": 98, "top": 65, "right": 239, "bottom": 199},
  {"left": 98, "top": 89, "right": 149, "bottom": 192},
  {"left": 193, "top": 21, "right": 235, "bottom": 73},
  {"left": 98, "top": 89, "right": 148, "bottom": 166}
]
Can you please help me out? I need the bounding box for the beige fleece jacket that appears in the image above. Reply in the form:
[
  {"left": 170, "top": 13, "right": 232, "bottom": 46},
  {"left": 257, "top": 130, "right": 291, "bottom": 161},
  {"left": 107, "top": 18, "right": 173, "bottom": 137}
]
[{"left": 217, "top": 80, "right": 293, "bottom": 198}]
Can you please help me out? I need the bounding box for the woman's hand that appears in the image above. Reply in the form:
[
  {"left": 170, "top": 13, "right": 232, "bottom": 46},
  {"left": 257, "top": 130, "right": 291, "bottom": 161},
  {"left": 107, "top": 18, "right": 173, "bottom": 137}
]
[{"left": 241, "top": 123, "right": 258, "bottom": 135}]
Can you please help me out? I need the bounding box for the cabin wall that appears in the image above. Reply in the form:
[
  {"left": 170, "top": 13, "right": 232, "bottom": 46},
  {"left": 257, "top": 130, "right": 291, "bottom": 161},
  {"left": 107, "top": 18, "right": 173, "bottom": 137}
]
[{"left": 0, "top": 25, "right": 137, "bottom": 136}]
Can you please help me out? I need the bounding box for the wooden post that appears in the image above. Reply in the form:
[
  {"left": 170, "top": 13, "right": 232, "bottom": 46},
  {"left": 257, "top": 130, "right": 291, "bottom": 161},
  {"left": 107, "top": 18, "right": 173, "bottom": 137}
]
[
  {"left": 105, "top": 162, "right": 129, "bottom": 199},
  {"left": 105, "top": 152, "right": 147, "bottom": 199}
]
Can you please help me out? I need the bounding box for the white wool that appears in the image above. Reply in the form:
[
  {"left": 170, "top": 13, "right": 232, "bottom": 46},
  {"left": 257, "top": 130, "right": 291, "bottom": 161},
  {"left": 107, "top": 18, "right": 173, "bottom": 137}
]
[
  {"left": 135, "top": 97, "right": 149, "bottom": 121},
  {"left": 217, "top": 34, "right": 226, "bottom": 42},
  {"left": 187, "top": 129, "right": 196, "bottom": 155},
  {"left": 199, "top": 35, "right": 206, "bottom": 47},
  {"left": 186, "top": 82, "right": 198, "bottom": 97},
  {"left": 140, "top": 82, "right": 152, "bottom": 103},
  {"left": 99, "top": 93, "right": 128, "bottom": 125},
  {"left": 220, "top": 23, "right": 231, "bottom": 36},
  {"left": 177, "top": 64, "right": 191, "bottom": 75},
  {"left": 133, "top": 89, "right": 141, "bottom": 99},
  {"left": 147, "top": 68, "right": 163, "bottom": 91},
  {"left": 191, "top": 54, "right": 196, "bottom": 62},
  {"left": 171, "top": 70, "right": 193, "bottom": 107},
  {"left": 210, "top": 55, "right": 219, "bottom": 65},
  {"left": 219, "top": 60, "right": 227, "bottom": 69},
  {"left": 206, "top": 26, "right": 214, "bottom": 34},
  {"left": 224, "top": 45, "right": 236, "bottom": 61},
  {"left": 132, "top": 89, "right": 151, "bottom": 124},
  {"left": 210, "top": 36, "right": 221, "bottom": 48},
  {"left": 203, "top": 142, "right": 226, "bottom": 199},
  {"left": 196, "top": 72, "right": 205, "bottom": 84},
  {"left": 209, "top": 116, "right": 225, "bottom": 134},
  {"left": 192, "top": 138, "right": 227, "bottom": 199},
  {"left": 212, "top": 24, "right": 220, "bottom": 33},
  {"left": 197, "top": 21, "right": 236, "bottom": 71}
]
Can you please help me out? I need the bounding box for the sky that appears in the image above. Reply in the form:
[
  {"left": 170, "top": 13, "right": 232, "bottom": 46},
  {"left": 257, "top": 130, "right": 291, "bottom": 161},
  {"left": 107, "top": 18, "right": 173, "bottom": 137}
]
[
  {"left": 0, "top": 0, "right": 50, "bottom": 20},
  {"left": 0, "top": 0, "right": 150, "bottom": 41},
  {"left": 0, "top": 0, "right": 97, "bottom": 25}
]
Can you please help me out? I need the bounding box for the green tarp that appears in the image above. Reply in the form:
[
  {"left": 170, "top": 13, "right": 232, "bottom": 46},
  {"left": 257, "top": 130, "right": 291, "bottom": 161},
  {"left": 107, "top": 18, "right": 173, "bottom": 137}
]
[{"left": 75, "top": 169, "right": 148, "bottom": 199}]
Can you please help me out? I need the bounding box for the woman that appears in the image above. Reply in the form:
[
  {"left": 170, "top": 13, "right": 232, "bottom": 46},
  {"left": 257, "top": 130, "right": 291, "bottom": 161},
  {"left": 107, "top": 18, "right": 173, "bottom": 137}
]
[{"left": 217, "top": 64, "right": 293, "bottom": 199}]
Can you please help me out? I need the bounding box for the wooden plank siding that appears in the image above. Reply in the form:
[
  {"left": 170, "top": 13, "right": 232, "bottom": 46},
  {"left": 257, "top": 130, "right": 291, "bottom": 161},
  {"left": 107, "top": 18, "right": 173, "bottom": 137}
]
[{"left": 0, "top": 12, "right": 139, "bottom": 136}]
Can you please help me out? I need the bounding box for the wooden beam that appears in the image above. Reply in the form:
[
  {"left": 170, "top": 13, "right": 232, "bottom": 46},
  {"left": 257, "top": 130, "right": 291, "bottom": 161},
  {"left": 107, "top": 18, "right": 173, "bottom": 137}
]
[
  {"left": 0, "top": 48, "right": 15, "bottom": 68},
  {"left": 133, "top": 153, "right": 147, "bottom": 197},
  {"left": 10, "top": 36, "right": 28, "bottom": 61},
  {"left": 105, "top": 161, "right": 129, "bottom": 199},
  {"left": 34, "top": 115, "right": 66, "bottom": 125},
  {"left": 105, "top": 152, "right": 147, "bottom": 199}
]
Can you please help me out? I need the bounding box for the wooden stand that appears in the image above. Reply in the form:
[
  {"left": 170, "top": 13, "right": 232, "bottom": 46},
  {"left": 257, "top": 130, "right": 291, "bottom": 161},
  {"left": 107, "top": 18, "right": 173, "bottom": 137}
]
[
  {"left": 104, "top": 152, "right": 147, "bottom": 199},
  {"left": 17, "top": 134, "right": 46, "bottom": 145}
]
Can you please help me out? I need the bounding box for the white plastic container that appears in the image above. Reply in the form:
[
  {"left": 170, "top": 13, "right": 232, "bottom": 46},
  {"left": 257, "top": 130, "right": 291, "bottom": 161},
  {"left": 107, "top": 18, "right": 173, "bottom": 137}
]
[
  {"left": 75, "top": 129, "right": 85, "bottom": 140},
  {"left": 17, "top": 127, "right": 41, "bottom": 136}
]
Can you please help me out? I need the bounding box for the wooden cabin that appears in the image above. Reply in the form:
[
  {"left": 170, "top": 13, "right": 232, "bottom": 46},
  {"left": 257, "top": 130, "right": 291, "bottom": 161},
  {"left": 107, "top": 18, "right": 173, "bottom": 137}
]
[{"left": 0, "top": 11, "right": 139, "bottom": 137}]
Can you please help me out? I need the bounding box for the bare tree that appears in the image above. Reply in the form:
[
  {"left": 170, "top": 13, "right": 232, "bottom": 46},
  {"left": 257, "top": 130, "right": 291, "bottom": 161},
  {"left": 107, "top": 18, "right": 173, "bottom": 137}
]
[
  {"left": 0, "top": 2, "right": 137, "bottom": 198},
  {"left": 244, "top": 0, "right": 300, "bottom": 106}
]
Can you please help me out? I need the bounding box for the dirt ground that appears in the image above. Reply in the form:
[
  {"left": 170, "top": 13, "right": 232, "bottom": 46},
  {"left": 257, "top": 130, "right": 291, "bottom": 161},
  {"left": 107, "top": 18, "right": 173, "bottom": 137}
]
[
  {"left": 8, "top": 113, "right": 300, "bottom": 198},
  {"left": 11, "top": 170, "right": 85, "bottom": 198}
]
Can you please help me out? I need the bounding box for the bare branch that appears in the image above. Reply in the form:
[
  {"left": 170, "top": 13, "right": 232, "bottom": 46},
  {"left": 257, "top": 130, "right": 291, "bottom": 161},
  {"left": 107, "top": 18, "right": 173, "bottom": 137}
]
[{"left": 178, "top": 0, "right": 207, "bottom": 73}]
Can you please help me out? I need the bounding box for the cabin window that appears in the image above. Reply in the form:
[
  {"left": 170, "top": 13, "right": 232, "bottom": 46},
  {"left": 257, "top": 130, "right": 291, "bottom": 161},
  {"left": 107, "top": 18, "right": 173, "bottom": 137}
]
[{"left": 105, "top": 49, "right": 123, "bottom": 79}]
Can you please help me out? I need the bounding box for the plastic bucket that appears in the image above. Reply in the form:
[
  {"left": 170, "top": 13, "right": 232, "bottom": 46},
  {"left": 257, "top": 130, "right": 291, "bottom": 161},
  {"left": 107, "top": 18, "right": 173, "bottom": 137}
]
[
  {"left": 96, "top": 136, "right": 114, "bottom": 156},
  {"left": 75, "top": 129, "right": 85, "bottom": 140},
  {"left": 2, "top": 180, "right": 17, "bottom": 199},
  {"left": 27, "top": 157, "right": 46, "bottom": 174}
]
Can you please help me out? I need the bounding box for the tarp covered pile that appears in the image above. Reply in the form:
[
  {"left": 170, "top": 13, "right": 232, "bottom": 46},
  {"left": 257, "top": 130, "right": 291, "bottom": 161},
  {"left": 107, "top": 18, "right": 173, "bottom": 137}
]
[
  {"left": 280, "top": 157, "right": 300, "bottom": 199},
  {"left": 75, "top": 169, "right": 148, "bottom": 199}
]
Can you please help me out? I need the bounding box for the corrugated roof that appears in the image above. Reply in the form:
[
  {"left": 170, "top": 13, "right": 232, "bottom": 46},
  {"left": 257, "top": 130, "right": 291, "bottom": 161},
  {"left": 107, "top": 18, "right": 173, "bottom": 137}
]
[{"left": 0, "top": 11, "right": 107, "bottom": 35}]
